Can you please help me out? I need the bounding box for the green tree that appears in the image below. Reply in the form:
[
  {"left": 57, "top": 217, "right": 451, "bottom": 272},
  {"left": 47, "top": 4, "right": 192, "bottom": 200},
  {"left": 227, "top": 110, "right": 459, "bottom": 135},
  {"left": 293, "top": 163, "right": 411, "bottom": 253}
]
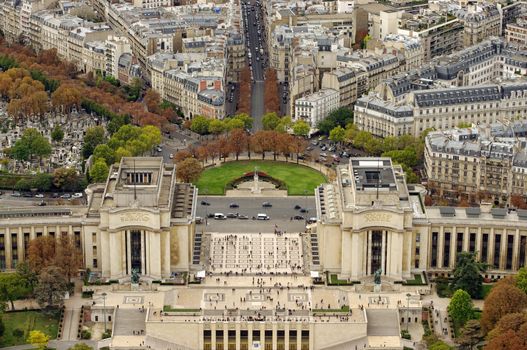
[
  {"left": 292, "top": 120, "right": 310, "bottom": 137},
  {"left": 90, "top": 158, "right": 109, "bottom": 183},
  {"left": 53, "top": 167, "right": 79, "bottom": 191},
  {"left": 456, "top": 319, "right": 481, "bottom": 349},
  {"left": 448, "top": 289, "right": 474, "bottom": 329},
  {"left": 0, "top": 317, "right": 4, "bottom": 337},
  {"left": 208, "top": 119, "right": 226, "bottom": 135},
  {"left": 67, "top": 343, "right": 93, "bottom": 350},
  {"left": 92, "top": 144, "right": 115, "bottom": 165},
  {"left": 382, "top": 149, "right": 418, "bottom": 169},
  {"left": 275, "top": 116, "right": 292, "bottom": 133},
  {"left": 450, "top": 252, "right": 486, "bottom": 299},
  {"left": 317, "top": 107, "right": 353, "bottom": 135},
  {"left": 517, "top": 267, "right": 527, "bottom": 294},
  {"left": 50, "top": 125, "right": 64, "bottom": 142},
  {"left": 82, "top": 126, "right": 106, "bottom": 159},
  {"left": 262, "top": 112, "right": 280, "bottom": 130},
  {"left": 34, "top": 266, "right": 69, "bottom": 309},
  {"left": 0, "top": 273, "right": 30, "bottom": 310},
  {"left": 428, "top": 341, "right": 453, "bottom": 350},
  {"left": 329, "top": 125, "right": 346, "bottom": 144},
  {"left": 15, "top": 261, "right": 37, "bottom": 292},
  {"left": 14, "top": 178, "right": 32, "bottom": 191},
  {"left": 233, "top": 113, "right": 253, "bottom": 129},
  {"left": 27, "top": 330, "right": 49, "bottom": 350},
  {"left": 32, "top": 173, "right": 52, "bottom": 191},
  {"left": 225, "top": 118, "right": 245, "bottom": 131},
  {"left": 190, "top": 115, "right": 211, "bottom": 135},
  {"left": 11, "top": 128, "right": 51, "bottom": 162}
]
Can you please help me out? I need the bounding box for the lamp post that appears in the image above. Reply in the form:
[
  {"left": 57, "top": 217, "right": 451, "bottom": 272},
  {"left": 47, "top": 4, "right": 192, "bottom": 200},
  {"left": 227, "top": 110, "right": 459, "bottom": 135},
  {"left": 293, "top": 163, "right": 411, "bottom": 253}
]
[
  {"left": 102, "top": 292, "right": 107, "bottom": 332},
  {"left": 406, "top": 293, "right": 411, "bottom": 331}
]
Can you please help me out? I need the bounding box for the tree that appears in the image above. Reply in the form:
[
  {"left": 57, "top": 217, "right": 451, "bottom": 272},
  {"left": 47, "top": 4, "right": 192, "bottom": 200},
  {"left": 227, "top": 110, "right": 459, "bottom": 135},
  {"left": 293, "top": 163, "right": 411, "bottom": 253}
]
[
  {"left": 317, "top": 107, "right": 353, "bottom": 135},
  {"left": 517, "top": 267, "right": 527, "bottom": 294},
  {"left": 54, "top": 235, "right": 82, "bottom": 281},
  {"left": 90, "top": 158, "right": 109, "bottom": 183},
  {"left": 229, "top": 128, "right": 248, "bottom": 160},
  {"left": 457, "top": 319, "right": 482, "bottom": 350},
  {"left": 448, "top": 289, "right": 474, "bottom": 329},
  {"left": 481, "top": 279, "right": 527, "bottom": 332},
  {"left": 50, "top": 125, "right": 64, "bottom": 142},
  {"left": 82, "top": 126, "right": 106, "bottom": 159},
  {"left": 0, "top": 273, "right": 30, "bottom": 310},
  {"left": 428, "top": 341, "right": 454, "bottom": 350},
  {"left": 263, "top": 68, "right": 280, "bottom": 113},
  {"left": 487, "top": 312, "right": 527, "bottom": 341},
  {"left": 15, "top": 261, "right": 37, "bottom": 292},
  {"left": 34, "top": 266, "right": 69, "bottom": 309},
  {"left": 485, "top": 329, "right": 526, "bottom": 350},
  {"left": 510, "top": 195, "right": 527, "bottom": 209},
  {"left": 450, "top": 252, "right": 486, "bottom": 299},
  {"left": 176, "top": 158, "right": 203, "bottom": 183},
  {"left": 237, "top": 67, "right": 251, "bottom": 115},
  {"left": 292, "top": 120, "right": 310, "bottom": 137},
  {"left": 27, "top": 236, "right": 56, "bottom": 274},
  {"left": 225, "top": 117, "right": 245, "bottom": 131},
  {"left": 251, "top": 131, "right": 270, "bottom": 159},
  {"left": 27, "top": 330, "right": 50, "bottom": 350},
  {"left": 92, "top": 144, "right": 115, "bottom": 165},
  {"left": 11, "top": 128, "right": 51, "bottom": 162},
  {"left": 233, "top": 113, "right": 253, "bottom": 129},
  {"left": 174, "top": 150, "right": 192, "bottom": 163},
  {"left": 68, "top": 343, "right": 94, "bottom": 350},
  {"left": 190, "top": 116, "right": 211, "bottom": 135},
  {"left": 291, "top": 137, "right": 308, "bottom": 163},
  {"left": 208, "top": 119, "right": 226, "bottom": 135},
  {"left": 382, "top": 149, "right": 418, "bottom": 169},
  {"left": 262, "top": 112, "right": 280, "bottom": 130},
  {"left": 53, "top": 167, "right": 79, "bottom": 191},
  {"left": 143, "top": 89, "right": 160, "bottom": 113},
  {"left": 329, "top": 125, "right": 346, "bottom": 144},
  {"left": 51, "top": 84, "right": 81, "bottom": 113}
]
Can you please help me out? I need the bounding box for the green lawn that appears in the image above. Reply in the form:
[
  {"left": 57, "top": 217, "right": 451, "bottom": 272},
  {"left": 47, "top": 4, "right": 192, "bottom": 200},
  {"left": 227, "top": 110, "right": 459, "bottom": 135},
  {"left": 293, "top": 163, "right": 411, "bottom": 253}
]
[
  {"left": 0, "top": 311, "right": 59, "bottom": 347},
  {"left": 195, "top": 161, "right": 326, "bottom": 195},
  {"left": 481, "top": 284, "right": 493, "bottom": 299}
]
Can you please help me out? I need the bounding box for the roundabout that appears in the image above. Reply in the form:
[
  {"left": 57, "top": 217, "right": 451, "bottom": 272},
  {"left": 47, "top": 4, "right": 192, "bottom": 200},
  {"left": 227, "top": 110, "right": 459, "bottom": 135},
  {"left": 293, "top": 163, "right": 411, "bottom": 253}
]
[{"left": 194, "top": 160, "right": 327, "bottom": 195}]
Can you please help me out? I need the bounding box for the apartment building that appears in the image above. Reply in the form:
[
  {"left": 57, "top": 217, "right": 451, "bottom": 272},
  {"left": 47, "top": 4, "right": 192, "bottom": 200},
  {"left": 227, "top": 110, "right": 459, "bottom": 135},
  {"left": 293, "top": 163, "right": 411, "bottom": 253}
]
[
  {"left": 369, "top": 34, "right": 425, "bottom": 71},
  {"left": 425, "top": 122, "right": 527, "bottom": 204},
  {"left": 105, "top": 36, "right": 132, "bottom": 79},
  {"left": 321, "top": 67, "right": 368, "bottom": 108},
  {"left": 67, "top": 24, "right": 113, "bottom": 72},
  {"left": 456, "top": 3, "right": 501, "bottom": 47},
  {"left": 355, "top": 83, "right": 527, "bottom": 137},
  {"left": 506, "top": 17, "right": 527, "bottom": 48},
  {"left": 294, "top": 88, "right": 339, "bottom": 130}
]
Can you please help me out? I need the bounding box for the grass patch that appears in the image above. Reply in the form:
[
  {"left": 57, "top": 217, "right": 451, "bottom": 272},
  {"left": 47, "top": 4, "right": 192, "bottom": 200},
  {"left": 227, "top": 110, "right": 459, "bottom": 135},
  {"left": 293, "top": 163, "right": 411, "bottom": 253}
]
[
  {"left": 327, "top": 273, "right": 359, "bottom": 286},
  {"left": 0, "top": 310, "right": 59, "bottom": 347},
  {"left": 481, "top": 284, "right": 493, "bottom": 299},
  {"left": 163, "top": 306, "right": 201, "bottom": 313},
  {"left": 195, "top": 160, "right": 326, "bottom": 195},
  {"left": 403, "top": 273, "right": 427, "bottom": 286}
]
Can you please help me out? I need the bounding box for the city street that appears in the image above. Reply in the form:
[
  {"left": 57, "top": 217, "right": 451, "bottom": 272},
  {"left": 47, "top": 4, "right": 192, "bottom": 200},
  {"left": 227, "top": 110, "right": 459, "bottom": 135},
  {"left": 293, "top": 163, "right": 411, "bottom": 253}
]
[
  {"left": 196, "top": 196, "right": 316, "bottom": 233},
  {"left": 243, "top": 0, "right": 267, "bottom": 130}
]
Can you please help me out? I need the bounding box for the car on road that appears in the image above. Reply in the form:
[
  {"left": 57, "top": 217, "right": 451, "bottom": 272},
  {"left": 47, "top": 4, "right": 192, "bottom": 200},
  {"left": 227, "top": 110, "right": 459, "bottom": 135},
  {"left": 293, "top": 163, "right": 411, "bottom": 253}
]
[
  {"left": 22, "top": 193, "right": 32, "bottom": 198},
  {"left": 300, "top": 208, "right": 309, "bottom": 213},
  {"left": 11, "top": 192, "right": 21, "bottom": 197},
  {"left": 61, "top": 193, "right": 71, "bottom": 199},
  {"left": 307, "top": 217, "right": 318, "bottom": 224},
  {"left": 294, "top": 204, "right": 301, "bottom": 210},
  {"left": 37, "top": 200, "right": 47, "bottom": 206},
  {"left": 238, "top": 215, "right": 249, "bottom": 220},
  {"left": 201, "top": 200, "right": 211, "bottom": 206},
  {"left": 229, "top": 203, "right": 239, "bottom": 208},
  {"left": 262, "top": 202, "right": 272, "bottom": 207},
  {"left": 72, "top": 192, "right": 83, "bottom": 199},
  {"left": 169, "top": 153, "right": 174, "bottom": 159},
  {"left": 256, "top": 213, "right": 270, "bottom": 220},
  {"left": 156, "top": 146, "right": 162, "bottom": 152},
  {"left": 195, "top": 216, "right": 203, "bottom": 224},
  {"left": 293, "top": 215, "right": 304, "bottom": 220},
  {"left": 214, "top": 213, "right": 227, "bottom": 220},
  {"left": 226, "top": 213, "right": 238, "bottom": 218},
  {"left": 34, "top": 193, "right": 44, "bottom": 198}
]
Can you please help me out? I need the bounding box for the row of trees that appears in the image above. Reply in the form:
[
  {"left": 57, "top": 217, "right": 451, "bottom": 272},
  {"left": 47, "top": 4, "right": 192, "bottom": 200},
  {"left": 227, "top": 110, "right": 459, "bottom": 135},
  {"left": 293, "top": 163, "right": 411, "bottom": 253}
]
[
  {"left": 261, "top": 113, "right": 310, "bottom": 136},
  {"left": 189, "top": 114, "right": 253, "bottom": 135},
  {"left": 87, "top": 124, "right": 162, "bottom": 182}
]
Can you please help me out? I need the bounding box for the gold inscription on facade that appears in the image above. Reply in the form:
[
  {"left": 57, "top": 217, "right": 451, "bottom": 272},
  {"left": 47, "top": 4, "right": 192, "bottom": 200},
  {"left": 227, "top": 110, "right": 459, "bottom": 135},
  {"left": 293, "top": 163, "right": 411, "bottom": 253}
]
[
  {"left": 120, "top": 212, "right": 150, "bottom": 223},
  {"left": 364, "top": 212, "right": 392, "bottom": 223}
]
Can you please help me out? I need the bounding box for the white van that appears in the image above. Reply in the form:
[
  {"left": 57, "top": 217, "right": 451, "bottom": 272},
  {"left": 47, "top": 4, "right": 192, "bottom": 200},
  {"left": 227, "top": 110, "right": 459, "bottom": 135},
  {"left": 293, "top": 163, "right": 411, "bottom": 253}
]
[
  {"left": 214, "top": 213, "right": 227, "bottom": 220},
  {"left": 257, "top": 213, "right": 270, "bottom": 220}
]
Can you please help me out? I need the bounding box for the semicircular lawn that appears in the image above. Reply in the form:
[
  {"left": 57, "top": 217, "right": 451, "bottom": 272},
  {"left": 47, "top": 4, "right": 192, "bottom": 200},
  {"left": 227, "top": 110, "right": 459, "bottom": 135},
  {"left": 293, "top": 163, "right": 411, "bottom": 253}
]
[{"left": 195, "top": 160, "right": 327, "bottom": 195}]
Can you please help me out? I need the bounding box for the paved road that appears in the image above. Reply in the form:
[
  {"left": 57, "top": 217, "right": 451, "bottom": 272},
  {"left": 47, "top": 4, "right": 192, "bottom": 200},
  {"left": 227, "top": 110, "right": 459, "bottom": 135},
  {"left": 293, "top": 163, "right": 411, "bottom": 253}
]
[
  {"left": 196, "top": 196, "right": 316, "bottom": 233},
  {"left": 243, "top": 0, "right": 267, "bottom": 130}
]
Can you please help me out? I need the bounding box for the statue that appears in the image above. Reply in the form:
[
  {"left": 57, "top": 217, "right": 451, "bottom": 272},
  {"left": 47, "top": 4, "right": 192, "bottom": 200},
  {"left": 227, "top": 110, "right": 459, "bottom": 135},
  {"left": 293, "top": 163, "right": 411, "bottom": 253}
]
[
  {"left": 251, "top": 166, "right": 261, "bottom": 194},
  {"left": 374, "top": 269, "right": 382, "bottom": 285},
  {"left": 131, "top": 268, "right": 140, "bottom": 284}
]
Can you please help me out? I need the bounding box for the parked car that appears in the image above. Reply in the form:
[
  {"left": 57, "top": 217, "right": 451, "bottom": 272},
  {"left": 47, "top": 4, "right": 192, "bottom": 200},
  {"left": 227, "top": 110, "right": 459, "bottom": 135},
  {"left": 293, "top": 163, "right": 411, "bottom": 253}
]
[
  {"left": 35, "top": 194, "right": 44, "bottom": 198},
  {"left": 60, "top": 193, "right": 71, "bottom": 199},
  {"left": 294, "top": 204, "right": 302, "bottom": 210},
  {"left": 214, "top": 213, "right": 227, "bottom": 220},
  {"left": 293, "top": 215, "right": 304, "bottom": 220},
  {"left": 37, "top": 200, "right": 47, "bottom": 206},
  {"left": 195, "top": 216, "right": 203, "bottom": 224},
  {"left": 256, "top": 213, "right": 270, "bottom": 220},
  {"left": 238, "top": 215, "right": 249, "bottom": 220},
  {"left": 307, "top": 217, "right": 318, "bottom": 224},
  {"left": 22, "top": 193, "right": 32, "bottom": 198},
  {"left": 201, "top": 200, "right": 211, "bottom": 206},
  {"left": 300, "top": 208, "right": 309, "bottom": 213},
  {"left": 52, "top": 193, "right": 60, "bottom": 198},
  {"left": 229, "top": 203, "right": 239, "bottom": 208},
  {"left": 11, "top": 192, "right": 21, "bottom": 197},
  {"left": 72, "top": 192, "right": 83, "bottom": 199},
  {"left": 226, "top": 213, "right": 238, "bottom": 218},
  {"left": 262, "top": 202, "right": 272, "bottom": 207}
]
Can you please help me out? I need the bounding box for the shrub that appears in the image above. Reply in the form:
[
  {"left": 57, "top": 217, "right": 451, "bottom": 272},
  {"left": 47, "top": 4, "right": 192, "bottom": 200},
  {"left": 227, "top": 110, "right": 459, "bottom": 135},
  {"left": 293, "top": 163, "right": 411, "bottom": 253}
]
[
  {"left": 12, "top": 328, "right": 24, "bottom": 338},
  {"left": 81, "top": 329, "right": 91, "bottom": 339}
]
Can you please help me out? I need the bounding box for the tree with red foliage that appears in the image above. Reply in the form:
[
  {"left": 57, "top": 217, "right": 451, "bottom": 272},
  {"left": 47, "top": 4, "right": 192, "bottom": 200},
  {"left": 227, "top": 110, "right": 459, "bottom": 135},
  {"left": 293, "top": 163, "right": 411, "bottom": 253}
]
[
  {"left": 144, "top": 89, "right": 161, "bottom": 114},
  {"left": 237, "top": 66, "right": 251, "bottom": 115},
  {"left": 263, "top": 68, "right": 280, "bottom": 114},
  {"left": 251, "top": 131, "right": 270, "bottom": 159}
]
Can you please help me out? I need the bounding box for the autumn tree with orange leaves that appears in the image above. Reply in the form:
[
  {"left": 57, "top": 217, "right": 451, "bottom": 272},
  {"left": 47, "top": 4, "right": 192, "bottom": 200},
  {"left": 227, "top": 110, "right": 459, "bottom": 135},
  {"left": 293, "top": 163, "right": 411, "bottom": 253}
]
[
  {"left": 263, "top": 68, "right": 280, "bottom": 114},
  {"left": 237, "top": 66, "right": 251, "bottom": 115}
]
